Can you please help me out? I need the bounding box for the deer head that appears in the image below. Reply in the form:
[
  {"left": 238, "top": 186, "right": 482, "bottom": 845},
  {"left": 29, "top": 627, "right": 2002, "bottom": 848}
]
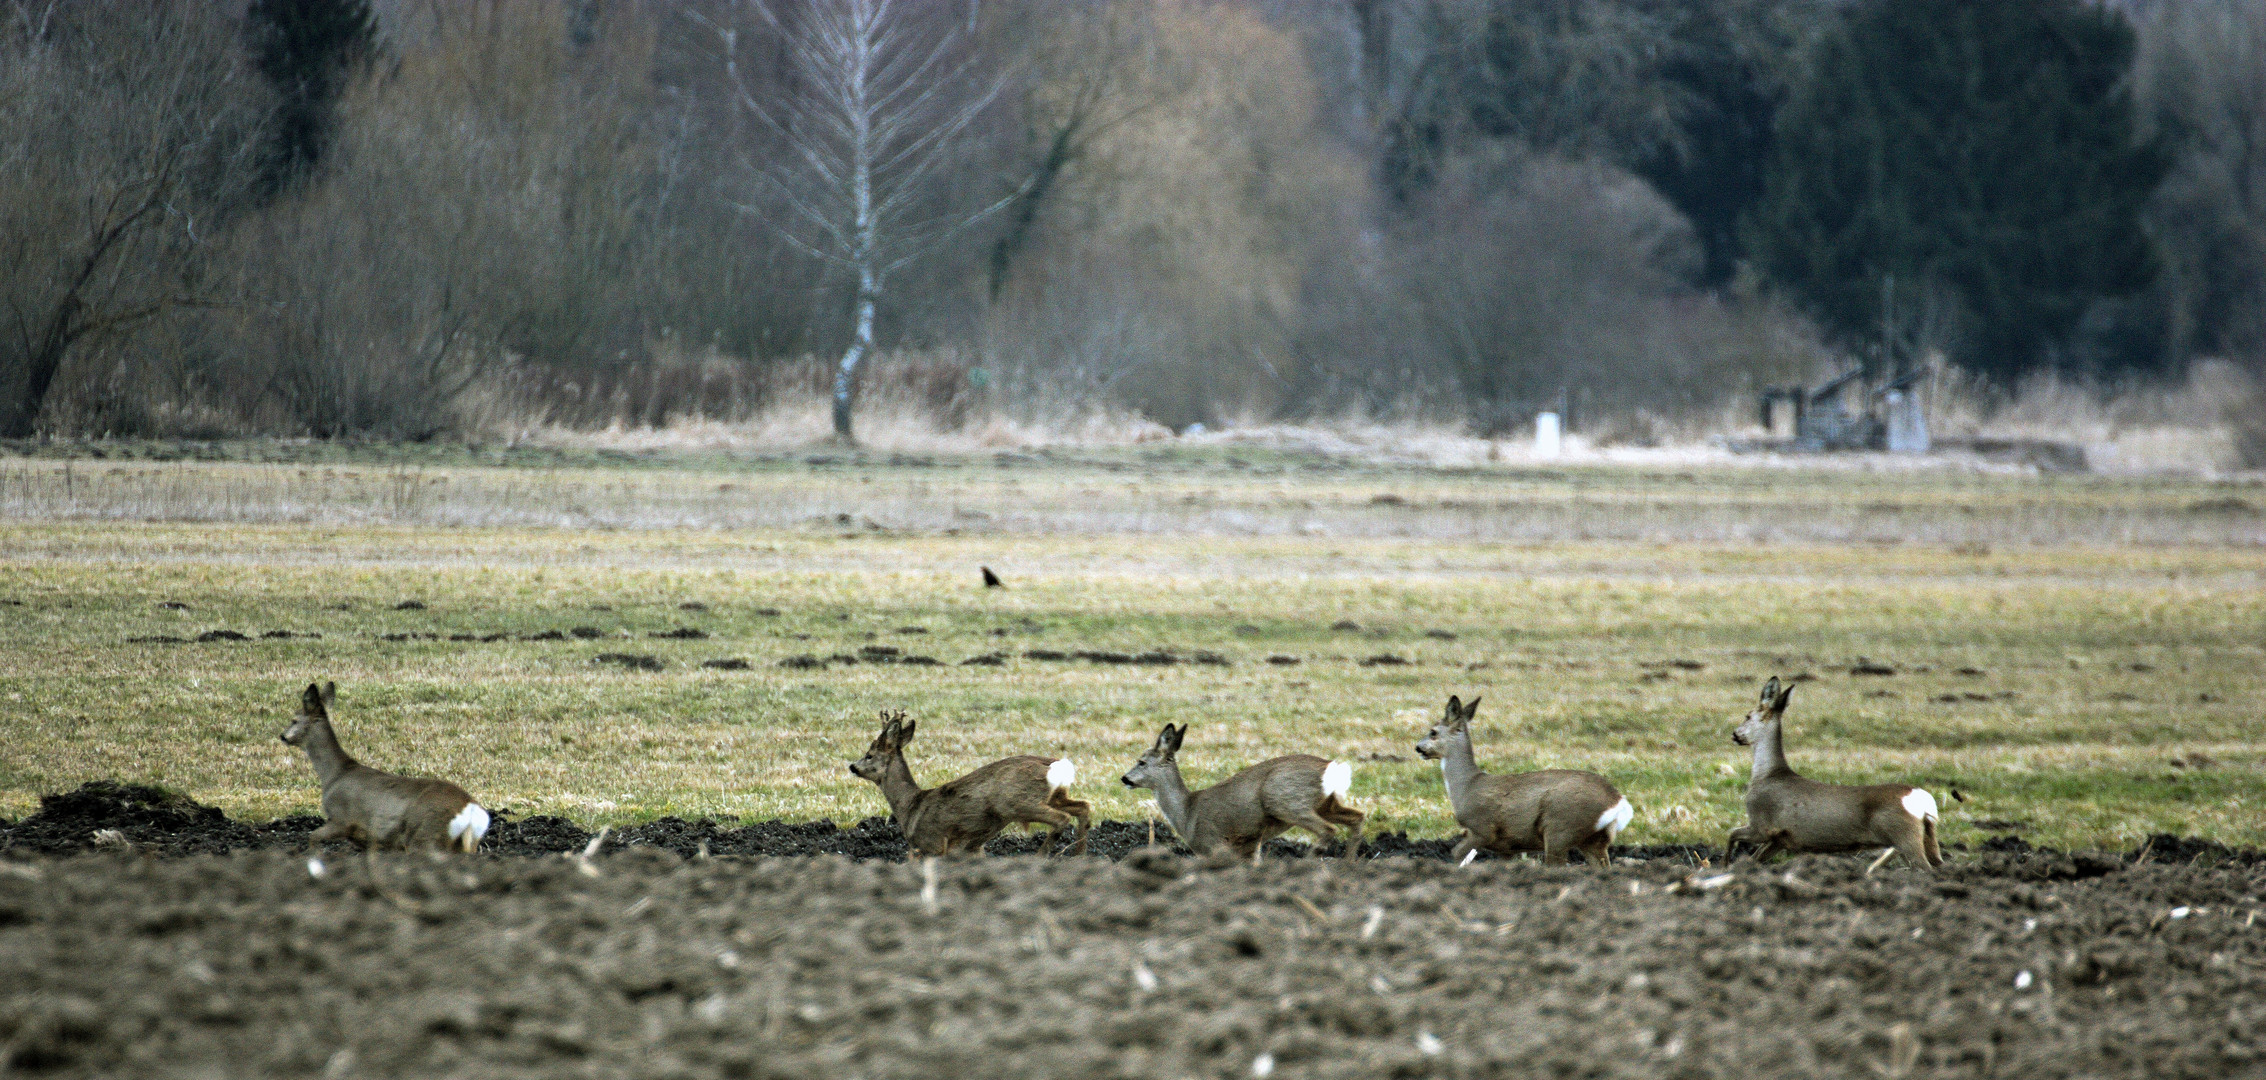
[
  {"left": 278, "top": 681, "right": 336, "bottom": 746},
  {"left": 1415, "top": 695, "right": 1479, "bottom": 760},
  {"left": 1120, "top": 723, "right": 1184, "bottom": 789},
  {"left": 1732, "top": 677, "right": 1792, "bottom": 746},
  {"left": 848, "top": 710, "right": 913, "bottom": 779}
]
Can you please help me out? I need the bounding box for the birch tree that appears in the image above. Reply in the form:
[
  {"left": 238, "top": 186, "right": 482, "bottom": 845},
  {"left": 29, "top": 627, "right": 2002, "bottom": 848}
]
[{"left": 710, "top": 0, "right": 1011, "bottom": 442}]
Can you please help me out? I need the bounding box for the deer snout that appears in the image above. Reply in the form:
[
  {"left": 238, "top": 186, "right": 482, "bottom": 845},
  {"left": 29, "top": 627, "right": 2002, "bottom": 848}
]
[
  {"left": 1731, "top": 729, "right": 1750, "bottom": 746},
  {"left": 1120, "top": 775, "right": 1138, "bottom": 787}
]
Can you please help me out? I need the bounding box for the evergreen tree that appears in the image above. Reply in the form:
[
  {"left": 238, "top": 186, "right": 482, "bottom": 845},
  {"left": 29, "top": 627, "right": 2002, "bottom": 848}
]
[
  {"left": 246, "top": 0, "right": 376, "bottom": 195},
  {"left": 1745, "top": 0, "right": 2167, "bottom": 381},
  {"left": 1627, "top": 0, "right": 1809, "bottom": 288}
]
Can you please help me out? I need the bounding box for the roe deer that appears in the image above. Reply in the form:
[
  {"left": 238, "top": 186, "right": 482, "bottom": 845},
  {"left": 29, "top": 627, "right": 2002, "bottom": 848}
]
[
  {"left": 847, "top": 711, "right": 1090, "bottom": 856},
  {"left": 1728, "top": 677, "right": 1941, "bottom": 871},
  {"left": 1414, "top": 695, "right": 1632, "bottom": 866},
  {"left": 278, "top": 682, "right": 489, "bottom": 854},
  {"left": 1118, "top": 723, "right": 1364, "bottom": 861}
]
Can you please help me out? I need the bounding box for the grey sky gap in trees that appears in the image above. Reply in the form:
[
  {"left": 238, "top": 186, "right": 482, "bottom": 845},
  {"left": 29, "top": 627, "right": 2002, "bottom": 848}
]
[{"left": 705, "top": 0, "right": 1016, "bottom": 443}]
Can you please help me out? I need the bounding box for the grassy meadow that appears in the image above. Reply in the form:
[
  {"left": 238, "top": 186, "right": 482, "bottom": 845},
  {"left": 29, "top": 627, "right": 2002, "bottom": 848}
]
[{"left": 1, "top": 446, "right": 2262, "bottom": 852}]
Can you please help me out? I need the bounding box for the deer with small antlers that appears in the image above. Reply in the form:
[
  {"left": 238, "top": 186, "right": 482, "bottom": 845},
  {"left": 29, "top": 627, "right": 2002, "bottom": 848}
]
[
  {"left": 848, "top": 711, "right": 1090, "bottom": 856},
  {"left": 1414, "top": 695, "right": 1632, "bottom": 866},
  {"left": 278, "top": 682, "right": 489, "bottom": 854},
  {"left": 1728, "top": 677, "right": 1942, "bottom": 871},
  {"left": 1119, "top": 723, "right": 1364, "bottom": 862}
]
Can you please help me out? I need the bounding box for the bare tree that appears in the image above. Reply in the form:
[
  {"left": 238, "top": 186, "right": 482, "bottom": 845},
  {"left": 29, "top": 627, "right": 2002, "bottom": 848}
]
[
  {"left": 0, "top": 1, "right": 266, "bottom": 437},
  {"left": 707, "top": 0, "right": 1015, "bottom": 442}
]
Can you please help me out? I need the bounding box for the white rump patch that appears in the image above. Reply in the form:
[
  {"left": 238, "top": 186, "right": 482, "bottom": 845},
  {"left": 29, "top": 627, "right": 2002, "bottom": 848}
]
[
  {"left": 1901, "top": 788, "right": 1939, "bottom": 823},
  {"left": 1047, "top": 758, "right": 1076, "bottom": 791},
  {"left": 449, "top": 802, "right": 491, "bottom": 844},
  {"left": 1321, "top": 760, "right": 1352, "bottom": 800},
  {"left": 1596, "top": 797, "right": 1634, "bottom": 838}
]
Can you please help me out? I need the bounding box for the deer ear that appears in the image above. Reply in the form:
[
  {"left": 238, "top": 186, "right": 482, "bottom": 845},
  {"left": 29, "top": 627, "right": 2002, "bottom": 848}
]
[
  {"left": 1774, "top": 681, "right": 1795, "bottom": 711},
  {"left": 301, "top": 683, "right": 326, "bottom": 717},
  {"left": 320, "top": 681, "right": 337, "bottom": 706},
  {"left": 1759, "top": 676, "right": 1782, "bottom": 705},
  {"left": 1445, "top": 695, "right": 1462, "bottom": 715},
  {"left": 1162, "top": 724, "right": 1184, "bottom": 754},
  {"left": 898, "top": 719, "right": 917, "bottom": 745},
  {"left": 1461, "top": 696, "right": 1481, "bottom": 721}
]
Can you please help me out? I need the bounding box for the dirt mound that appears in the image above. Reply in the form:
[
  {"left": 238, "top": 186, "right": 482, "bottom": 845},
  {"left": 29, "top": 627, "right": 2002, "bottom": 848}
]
[
  {"left": 11, "top": 784, "right": 2263, "bottom": 874},
  {"left": 3, "top": 846, "right": 2264, "bottom": 1078},
  {"left": 0, "top": 782, "right": 319, "bottom": 856}
]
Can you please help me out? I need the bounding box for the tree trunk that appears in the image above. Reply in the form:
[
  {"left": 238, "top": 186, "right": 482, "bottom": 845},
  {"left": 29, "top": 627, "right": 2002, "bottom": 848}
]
[
  {"left": 833, "top": 273, "right": 878, "bottom": 442},
  {"left": 4, "top": 306, "right": 80, "bottom": 439}
]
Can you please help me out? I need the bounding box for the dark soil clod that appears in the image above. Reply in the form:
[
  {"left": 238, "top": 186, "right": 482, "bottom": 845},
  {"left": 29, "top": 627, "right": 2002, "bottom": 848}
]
[
  {"left": 393, "top": 600, "right": 426, "bottom": 610},
  {"left": 521, "top": 630, "right": 566, "bottom": 641},
  {"left": 1330, "top": 619, "right": 1362, "bottom": 631},
  {"left": 1424, "top": 629, "right": 1458, "bottom": 640},
  {"left": 650, "top": 628, "right": 708, "bottom": 640},
  {"left": 1360, "top": 653, "right": 1410, "bottom": 666},
  {"left": 1850, "top": 661, "right": 1898, "bottom": 676},
  {"left": 1267, "top": 655, "right": 1302, "bottom": 665},
  {"left": 591, "top": 653, "right": 664, "bottom": 672},
  {"left": 125, "top": 635, "right": 188, "bottom": 644},
  {"left": 158, "top": 601, "right": 190, "bottom": 611},
  {"left": 700, "top": 658, "right": 751, "bottom": 670},
  {"left": 570, "top": 627, "right": 606, "bottom": 640},
  {"left": 960, "top": 653, "right": 1007, "bottom": 666},
  {"left": 1024, "top": 649, "right": 1068, "bottom": 661},
  {"left": 194, "top": 630, "right": 250, "bottom": 643},
  {"left": 778, "top": 655, "right": 827, "bottom": 670},
  {"left": 678, "top": 602, "right": 708, "bottom": 611}
]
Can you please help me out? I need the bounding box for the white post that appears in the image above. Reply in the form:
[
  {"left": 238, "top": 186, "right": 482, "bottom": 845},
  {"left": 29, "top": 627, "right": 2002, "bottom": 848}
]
[
  {"left": 1885, "top": 390, "right": 1928, "bottom": 454},
  {"left": 1535, "top": 412, "right": 1563, "bottom": 458}
]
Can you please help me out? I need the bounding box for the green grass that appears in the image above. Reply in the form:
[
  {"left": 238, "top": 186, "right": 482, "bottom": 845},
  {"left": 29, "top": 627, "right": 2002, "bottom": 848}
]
[{"left": 1, "top": 454, "right": 2262, "bottom": 853}]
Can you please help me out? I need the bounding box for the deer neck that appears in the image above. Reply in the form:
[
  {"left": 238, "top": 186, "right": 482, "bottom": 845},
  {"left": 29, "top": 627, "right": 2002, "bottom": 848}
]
[
  {"left": 875, "top": 752, "right": 928, "bottom": 826},
  {"left": 1147, "top": 763, "right": 1195, "bottom": 841},
  {"left": 1749, "top": 718, "right": 1794, "bottom": 782},
  {"left": 1438, "top": 732, "right": 1484, "bottom": 817},
  {"left": 302, "top": 720, "right": 358, "bottom": 789}
]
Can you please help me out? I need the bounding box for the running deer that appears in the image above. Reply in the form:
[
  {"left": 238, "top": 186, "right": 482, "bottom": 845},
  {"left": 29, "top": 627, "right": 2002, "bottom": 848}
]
[
  {"left": 1728, "top": 677, "right": 1942, "bottom": 871},
  {"left": 847, "top": 711, "right": 1090, "bottom": 856},
  {"left": 1414, "top": 695, "right": 1633, "bottom": 866},
  {"left": 1118, "top": 723, "right": 1364, "bottom": 861},
  {"left": 278, "top": 682, "right": 489, "bottom": 854}
]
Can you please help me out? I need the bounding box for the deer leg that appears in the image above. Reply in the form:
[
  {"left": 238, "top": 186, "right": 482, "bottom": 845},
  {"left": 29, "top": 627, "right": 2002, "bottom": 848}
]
[
  {"left": 1542, "top": 833, "right": 1571, "bottom": 866},
  {"left": 1030, "top": 807, "right": 1078, "bottom": 857},
  {"left": 1922, "top": 817, "right": 1944, "bottom": 868},
  {"left": 1725, "top": 825, "right": 1753, "bottom": 859},
  {"left": 1580, "top": 834, "right": 1612, "bottom": 868},
  {"left": 1322, "top": 801, "right": 1365, "bottom": 859},
  {"left": 1068, "top": 803, "right": 1091, "bottom": 857},
  {"left": 1449, "top": 831, "right": 1478, "bottom": 864},
  {"left": 1280, "top": 810, "right": 1340, "bottom": 856},
  {"left": 1892, "top": 826, "right": 1935, "bottom": 874},
  {"left": 1047, "top": 792, "right": 1092, "bottom": 856}
]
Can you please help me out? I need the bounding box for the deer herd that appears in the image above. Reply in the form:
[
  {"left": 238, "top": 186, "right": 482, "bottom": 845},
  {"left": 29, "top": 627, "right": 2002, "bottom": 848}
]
[{"left": 276, "top": 674, "right": 1945, "bottom": 872}]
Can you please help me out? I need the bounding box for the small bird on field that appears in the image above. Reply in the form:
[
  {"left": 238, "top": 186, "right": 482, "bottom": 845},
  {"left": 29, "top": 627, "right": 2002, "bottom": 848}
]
[{"left": 981, "top": 567, "right": 1003, "bottom": 588}]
